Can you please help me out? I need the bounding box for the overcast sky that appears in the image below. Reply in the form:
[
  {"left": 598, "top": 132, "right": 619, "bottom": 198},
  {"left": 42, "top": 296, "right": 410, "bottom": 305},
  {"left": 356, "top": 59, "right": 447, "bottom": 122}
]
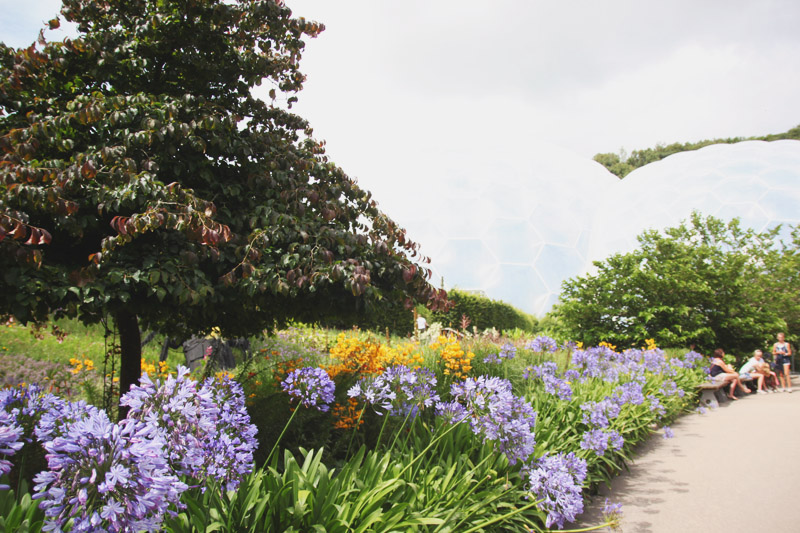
[{"left": 3, "top": 1, "right": 800, "bottom": 309}]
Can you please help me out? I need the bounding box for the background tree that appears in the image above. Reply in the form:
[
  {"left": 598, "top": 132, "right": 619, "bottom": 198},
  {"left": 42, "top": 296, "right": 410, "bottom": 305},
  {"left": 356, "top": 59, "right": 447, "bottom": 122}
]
[
  {"left": 594, "top": 124, "right": 800, "bottom": 178},
  {"left": 551, "top": 212, "right": 786, "bottom": 354},
  {"left": 0, "top": 0, "right": 447, "bottom": 413}
]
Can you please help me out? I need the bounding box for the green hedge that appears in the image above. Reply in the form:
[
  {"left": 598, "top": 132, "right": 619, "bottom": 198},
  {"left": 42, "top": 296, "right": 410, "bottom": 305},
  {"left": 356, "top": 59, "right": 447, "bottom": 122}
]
[{"left": 430, "top": 289, "right": 537, "bottom": 333}]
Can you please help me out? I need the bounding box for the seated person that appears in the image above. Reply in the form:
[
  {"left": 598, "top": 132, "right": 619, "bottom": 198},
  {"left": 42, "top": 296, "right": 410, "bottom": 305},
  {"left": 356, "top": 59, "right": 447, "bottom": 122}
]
[
  {"left": 739, "top": 350, "right": 767, "bottom": 393},
  {"left": 710, "top": 348, "right": 751, "bottom": 400}
]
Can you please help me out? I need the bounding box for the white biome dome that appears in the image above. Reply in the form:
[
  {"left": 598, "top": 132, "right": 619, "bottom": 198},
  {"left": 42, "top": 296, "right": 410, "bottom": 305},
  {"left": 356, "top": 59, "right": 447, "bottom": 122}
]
[
  {"left": 592, "top": 140, "right": 800, "bottom": 260},
  {"left": 367, "top": 139, "right": 800, "bottom": 317},
  {"left": 370, "top": 142, "right": 620, "bottom": 317}
]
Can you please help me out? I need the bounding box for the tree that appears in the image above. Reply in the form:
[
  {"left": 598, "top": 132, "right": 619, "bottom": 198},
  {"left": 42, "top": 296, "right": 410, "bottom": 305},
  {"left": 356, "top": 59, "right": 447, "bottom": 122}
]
[
  {"left": 551, "top": 212, "right": 785, "bottom": 354},
  {"left": 0, "top": 0, "right": 446, "bottom": 414}
]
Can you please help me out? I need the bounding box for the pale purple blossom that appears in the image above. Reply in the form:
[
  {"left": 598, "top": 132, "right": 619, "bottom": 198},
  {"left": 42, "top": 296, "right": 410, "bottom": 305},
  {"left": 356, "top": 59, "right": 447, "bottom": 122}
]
[
  {"left": 0, "top": 410, "right": 23, "bottom": 489},
  {"left": 523, "top": 452, "right": 588, "bottom": 529},
  {"left": 580, "top": 428, "right": 624, "bottom": 456},
  {"left": 663, "top": 426, "right": 675, "bottom": 439},
  {"left": 483, "top": 343, "right": 517, "bottom": 364},
  {"left": 350, "top": 366, "right": 439, "bottom": 418},
  {"left": 527, "top": 336, "right": 558, "bottom": 353},
  {"left": 32, "top": 411, "right": 186, "bottom": 532},
  {"left": 447, "top": 376, "right": 537, "bottom": 465},
  {"left": 282, "top": 366, "right": 335, "bottom": 412}
]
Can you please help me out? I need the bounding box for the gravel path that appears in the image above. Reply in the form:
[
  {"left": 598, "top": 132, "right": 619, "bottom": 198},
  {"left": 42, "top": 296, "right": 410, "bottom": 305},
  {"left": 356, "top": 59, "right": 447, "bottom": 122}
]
[{"left": 578, "top": 376, "right": 800, "bottom": 533}]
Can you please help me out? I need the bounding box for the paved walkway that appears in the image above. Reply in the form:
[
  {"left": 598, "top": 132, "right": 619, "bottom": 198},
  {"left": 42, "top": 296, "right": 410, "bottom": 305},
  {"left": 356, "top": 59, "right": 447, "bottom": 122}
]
[{"left": 579, "top": 376, "right": 800, "bottom": 533}]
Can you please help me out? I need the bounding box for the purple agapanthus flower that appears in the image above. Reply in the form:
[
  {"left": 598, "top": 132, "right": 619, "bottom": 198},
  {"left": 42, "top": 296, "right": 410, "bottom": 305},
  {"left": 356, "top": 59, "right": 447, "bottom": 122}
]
[
  {"left": 122, "top": 366, "right": 258, "bottom": 491},
  {"left": 199, "top": 375, "right": 259, "bottom": 490},
  {"left": 0, "top": 384, "right": 65, "bottom": 443},
  {"left": 523, "top": 452, "right": 588, "bottom": 529},
  {"left": 524, "top": 362, "right": 573, "bottom": 401},
  {"left": 580, "top": 428, "right": 624, "bottom": 456},
  {"left": 527, "top": 336, "right": 558, "bottom": 353},
  {"left": 35, "top": 400, "right": 99, "bottom": 442},
  {"left": 663, "top": 426, "right": 675, "bottom": 439},
  {"left": 446, "top": 376, "right": 537, "bottom": 465},
  {"left": 350, "top": 366, "right": 440, "bottom": 418},
  {"left": 282, "top": 366, "right": 336, "bottom": 412},
  {"left": 612, "top": 381, "right": 645, "bottom": 406},
  {"left": 484, "top": 343, "right": 517, "bottom": 364},
  {"left": 683, "top": 350, "right": 705, "bottom": 368},
  {"left": 32, "top": 411, "right": 186, "bottom": 532},
  {"left": 649, "top": 396, "right": 666, "bottom": 416},
  {"left": 0, "top": 410, "right": 24, "bottom": 490},
  {"left": 580, "top": 398, "right": 621, "bottom": 428}
]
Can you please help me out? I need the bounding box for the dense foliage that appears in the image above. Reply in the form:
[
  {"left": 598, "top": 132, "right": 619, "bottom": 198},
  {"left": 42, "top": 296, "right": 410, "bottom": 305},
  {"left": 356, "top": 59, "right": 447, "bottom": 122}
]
[
  {"left": 552, "top": 213, "right": 790, "bottom": 354},
  {"left": 594, "top": 123, "right": 800, "bottom": 178},
  {"left": 0, "top": 0, "right": 446, "bottom": 405},
  {"left": 430, "top": 289, "right": 537, "bottom": 333}
]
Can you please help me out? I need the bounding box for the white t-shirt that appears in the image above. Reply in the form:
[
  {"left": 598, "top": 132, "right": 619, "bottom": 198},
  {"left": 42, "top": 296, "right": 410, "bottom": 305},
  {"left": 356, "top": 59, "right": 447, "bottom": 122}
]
[
  {"left": 416, "top": 316, "right": 427, "bottom": 330},
  {"left": 739, "top": 357, "right": 761, "bottom": 374}
]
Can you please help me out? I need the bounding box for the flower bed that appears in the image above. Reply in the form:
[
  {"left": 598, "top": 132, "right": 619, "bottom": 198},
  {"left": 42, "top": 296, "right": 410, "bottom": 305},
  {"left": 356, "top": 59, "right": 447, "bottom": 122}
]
[{"left": 0, "top": 329, "right": 708, "bottom": 532}]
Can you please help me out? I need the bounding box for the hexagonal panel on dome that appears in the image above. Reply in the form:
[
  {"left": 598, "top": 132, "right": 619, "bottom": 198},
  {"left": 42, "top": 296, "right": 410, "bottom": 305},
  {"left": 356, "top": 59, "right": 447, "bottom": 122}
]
[
  {"left": 529, "top": 203, "right": 587, "bottom": 248},
  {"left": 482, "top": 218, "right": 544, "bottom": 264},
  {"left": 712, "top": 175, "right": 768, "bottom": 204},
  {"left": 484, "top": 264, "right": 548, "bottom": 315},
  {"left": 436, "top": 239, "right": 499, "bottom": 290},
  {"left": 533, "top": 244, "right": 588, "bottom": 293},
  {"left": 759, "top": 189, "right": 800, "bottom": 223}
]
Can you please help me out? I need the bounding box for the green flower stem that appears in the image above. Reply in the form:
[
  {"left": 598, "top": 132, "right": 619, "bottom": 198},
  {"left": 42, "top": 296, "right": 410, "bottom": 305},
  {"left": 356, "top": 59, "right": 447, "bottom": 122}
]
[
  {"left": 388, "top": 409, "right": 415, "bottom": 452},
  {"left": 397, "top": 420, "right": 461, "bottom": 479},
  {"left": 552, "top": 519, "right": 619, "bottom": 533},
  {"left": 460, "top": 496, "right": 543, "bottom": 533},
  {"left": 265, "top": 406, "right": 299, "bottom": 466},
  {"left": 345, "top": 405, "right": 367, "bottom": 460}
]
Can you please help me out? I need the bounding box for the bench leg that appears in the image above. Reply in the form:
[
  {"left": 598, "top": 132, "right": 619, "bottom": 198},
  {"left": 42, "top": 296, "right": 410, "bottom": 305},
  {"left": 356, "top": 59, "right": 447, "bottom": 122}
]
[{"left": 699, "top": 389, "right": 720, "bottom": 409}]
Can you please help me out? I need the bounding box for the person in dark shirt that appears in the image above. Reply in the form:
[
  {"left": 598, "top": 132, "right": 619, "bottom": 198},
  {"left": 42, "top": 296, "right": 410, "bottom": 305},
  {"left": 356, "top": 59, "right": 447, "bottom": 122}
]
[{"left": 709, "top": 348, "right": 751, "bottom": 400}]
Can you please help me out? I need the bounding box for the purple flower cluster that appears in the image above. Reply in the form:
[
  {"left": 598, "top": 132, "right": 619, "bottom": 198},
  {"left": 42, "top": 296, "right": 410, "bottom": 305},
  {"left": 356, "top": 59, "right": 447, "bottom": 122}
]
[
  {"left": 649, "top": 397, "right": 666, "bottom": 416},
  {"left": 522, "top": 452, "right": 588, "bottom": 529},
  {"left": 612, "top": 382, "right": 645, "bottom": 406},
  {"left": 571, "top": 345, "right": 621, "bottom": 382},
  {"left": 444, "top": 376, "right": 536, "bottom": 465},
  {"left": 122, "top": 367, "right": 258, "bottom": 491},
  {"left": 580, "top": 399, "right": 621, "bottom": 428},
  {"left": 483, "top": 343, "right": 517, "bottom": 364},
  {"left": 349, "top": 365, "right": 439, "bottom": 418},
  {"left": 35, "top": 400, "right": 99, "bottom": 442},
  {"left": 0, "top": 410, "right": 23, "bottom": 489},
  {"left": 33, "top": 411, "right": 186, "bottom": 532},
  {"left": 580, "top": 428, "right": 624, "bottom": 456},
  {"left": 523, "top": 362, "right": 573, "bottom": 401},
  {"left": 660, "top": 379, "right": 684, "bottom": 398},
  {"left": 0, "top": 384, "right": 65, "bottom": 440},
  {"left": 281, "top": 366, "right": 335, "bottom": 412},
  {"left": 527, "top": 336, "right": 558, "bottom": 353},
  {"left": 682, "top": 350, "right": 705, "bottom": 368},
  {"left": 199, "top": 374, "right": 259, "bottom": 490},
  {"left": 663, "top": 426, "right": 675, "bottom": 439}
]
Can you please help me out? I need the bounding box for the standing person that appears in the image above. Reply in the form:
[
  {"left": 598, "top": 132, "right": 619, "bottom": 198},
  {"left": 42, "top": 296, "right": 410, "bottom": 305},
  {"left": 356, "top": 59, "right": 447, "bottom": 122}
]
[
  {"left": 772, "top": 332, "right": 793, "bottom": 393},
  {"left": 709, "top": 349, "right": 751, "bottom": 400},
  {"left": 739, "top": 350, "right": 767, "bottom": 394}
]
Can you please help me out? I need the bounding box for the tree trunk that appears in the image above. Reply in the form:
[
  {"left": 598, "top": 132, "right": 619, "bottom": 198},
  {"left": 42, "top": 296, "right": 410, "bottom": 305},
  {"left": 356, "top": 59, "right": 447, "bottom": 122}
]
[{"left": 115, "top": 309, "right": 141, "bottom": 420}]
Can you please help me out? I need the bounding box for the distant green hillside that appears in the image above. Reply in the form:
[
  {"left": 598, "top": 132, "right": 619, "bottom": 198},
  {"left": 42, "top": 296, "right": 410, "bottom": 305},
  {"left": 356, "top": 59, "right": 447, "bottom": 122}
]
[{"left": 594, "top": 123, "right": 800, "bottom": 178}]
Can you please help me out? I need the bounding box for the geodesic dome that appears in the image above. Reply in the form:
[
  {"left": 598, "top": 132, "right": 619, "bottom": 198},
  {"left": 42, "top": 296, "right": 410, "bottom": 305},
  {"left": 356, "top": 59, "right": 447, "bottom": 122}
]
[
  {"left": 369, "top": 139, "right": 800, "bottom": 317},
  {"left": 592, "top": 140, "right": 800, "bottom": 259},
  {"left": 375, "top": 143, "right": 620, "bottom": 316}
]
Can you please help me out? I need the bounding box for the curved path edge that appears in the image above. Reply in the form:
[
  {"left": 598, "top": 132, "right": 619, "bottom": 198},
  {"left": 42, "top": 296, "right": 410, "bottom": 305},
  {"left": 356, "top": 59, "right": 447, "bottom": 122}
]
[{"left": 578, "top": 376, "right": 799, "bottom": 533}]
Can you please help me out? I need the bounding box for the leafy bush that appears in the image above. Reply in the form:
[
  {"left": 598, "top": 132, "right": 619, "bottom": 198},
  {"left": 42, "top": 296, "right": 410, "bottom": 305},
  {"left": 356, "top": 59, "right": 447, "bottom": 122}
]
[{"left": 431, "top": 290, "right": 537, "bottom": 333}]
